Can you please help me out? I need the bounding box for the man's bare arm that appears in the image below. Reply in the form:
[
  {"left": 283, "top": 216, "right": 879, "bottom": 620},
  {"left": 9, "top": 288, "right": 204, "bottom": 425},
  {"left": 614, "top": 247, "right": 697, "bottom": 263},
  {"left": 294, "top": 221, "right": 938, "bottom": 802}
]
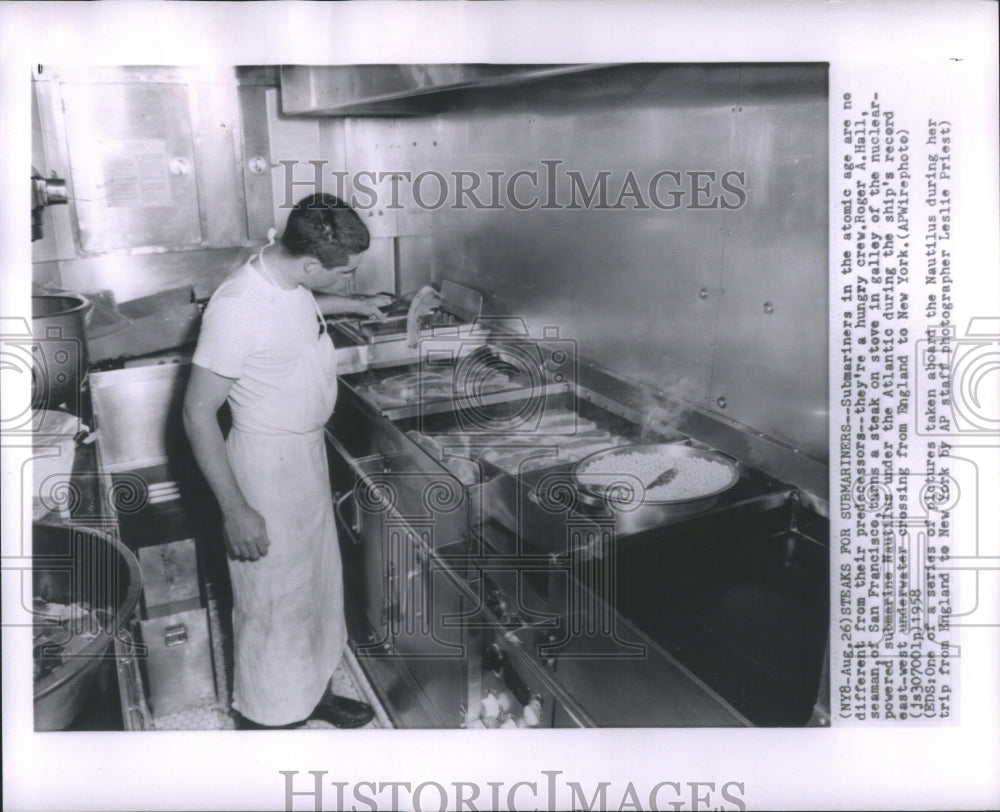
[
  {"left": 182, "top": 364, "right": 269, "bottom": 561},
  {"left": 312, "top": 292, "right": 393, "bottom": 319}
]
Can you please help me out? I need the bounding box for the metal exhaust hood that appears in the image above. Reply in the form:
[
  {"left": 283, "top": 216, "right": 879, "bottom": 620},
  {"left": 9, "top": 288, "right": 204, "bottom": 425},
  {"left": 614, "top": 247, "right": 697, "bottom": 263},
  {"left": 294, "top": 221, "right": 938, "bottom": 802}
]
[{"left": 279, "top": 64, "right": 609, "bottom": 116}]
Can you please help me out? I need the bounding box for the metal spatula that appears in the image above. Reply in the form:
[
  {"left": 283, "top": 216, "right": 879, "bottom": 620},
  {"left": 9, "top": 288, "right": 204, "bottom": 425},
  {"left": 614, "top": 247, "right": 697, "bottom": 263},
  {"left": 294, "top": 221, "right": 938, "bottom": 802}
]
[{"left": 645, "top": 467, "right": 678, "bottom": 490}]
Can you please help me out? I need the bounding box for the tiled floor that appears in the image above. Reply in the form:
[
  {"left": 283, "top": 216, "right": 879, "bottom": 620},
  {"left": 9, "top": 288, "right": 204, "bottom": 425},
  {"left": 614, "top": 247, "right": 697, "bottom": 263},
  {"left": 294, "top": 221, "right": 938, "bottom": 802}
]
[{"left": 151, "top": 599, "right": 390, "bottom": 731}]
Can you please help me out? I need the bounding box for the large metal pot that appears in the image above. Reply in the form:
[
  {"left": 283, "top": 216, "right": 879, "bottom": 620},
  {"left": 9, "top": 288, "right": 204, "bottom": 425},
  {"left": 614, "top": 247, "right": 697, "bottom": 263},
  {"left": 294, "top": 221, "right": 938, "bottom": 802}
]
[
  {"left": 31, "top": 295, "right": 90, "bottom": 414},
  {"left": 570, "top": 443, "right": 741, "bottom": 535},
  {"left": 32, "top": 522, "right": 143, "bottom": 730}
]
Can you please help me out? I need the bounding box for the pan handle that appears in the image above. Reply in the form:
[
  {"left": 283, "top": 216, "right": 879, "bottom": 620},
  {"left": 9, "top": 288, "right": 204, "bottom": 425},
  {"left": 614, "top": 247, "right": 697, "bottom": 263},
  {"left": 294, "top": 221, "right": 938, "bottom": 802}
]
[{"left": 711, "top": 450, "right": 741, "bottom": 468}]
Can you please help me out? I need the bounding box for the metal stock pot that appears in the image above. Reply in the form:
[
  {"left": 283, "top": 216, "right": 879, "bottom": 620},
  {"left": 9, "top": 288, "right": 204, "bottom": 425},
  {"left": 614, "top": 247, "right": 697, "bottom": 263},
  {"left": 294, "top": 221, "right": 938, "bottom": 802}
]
[{"left": 31, "top": 295, "right": 90, "bottom": 413}]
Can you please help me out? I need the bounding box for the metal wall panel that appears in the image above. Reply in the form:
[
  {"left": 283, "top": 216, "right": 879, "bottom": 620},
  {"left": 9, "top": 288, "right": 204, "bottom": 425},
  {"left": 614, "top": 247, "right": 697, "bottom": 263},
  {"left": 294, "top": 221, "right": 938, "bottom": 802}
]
[
  {"left": 237, "top": 85, "right": 275, "bottom": 241},
  {"left": 61, "top": 82, "right": 204, "bottom": 252},
  {"left": 315, "top": 64, "right": 828, "bottom": 459},
  {"left": 190, "top": 78, "right": 247, "bottom": 248},
  {"left": 343, "top": 118, "right": 402, "bottom": 241},
  {"left": 263, "top": 87, "right": 321, "bottom": 235},
  {"left": 711, "top": 82, "right": 828, "bottom": 460}
]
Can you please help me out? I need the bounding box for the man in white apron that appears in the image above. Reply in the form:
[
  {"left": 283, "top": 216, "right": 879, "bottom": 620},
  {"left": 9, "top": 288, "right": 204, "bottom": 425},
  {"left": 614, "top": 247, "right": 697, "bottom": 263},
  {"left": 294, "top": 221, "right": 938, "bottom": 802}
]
[{"left": 183, "top": 195, "right": 390, "bottom": 729}]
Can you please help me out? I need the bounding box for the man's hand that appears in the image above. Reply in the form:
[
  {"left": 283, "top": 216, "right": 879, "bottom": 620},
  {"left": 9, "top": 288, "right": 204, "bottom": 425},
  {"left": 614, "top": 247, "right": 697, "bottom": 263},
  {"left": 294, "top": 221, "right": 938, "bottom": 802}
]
[
  {"left": 369, "top": 293, "right": 395, "bottom": 309},
  {"left": 354, "top": 294, "right": 394, "bottom": 322},
  {"left": 222, "top": 500, "right": 270, "bottom": 561},
  {"left": 313, "top": 292, "right": 395, "bottom": 322}
]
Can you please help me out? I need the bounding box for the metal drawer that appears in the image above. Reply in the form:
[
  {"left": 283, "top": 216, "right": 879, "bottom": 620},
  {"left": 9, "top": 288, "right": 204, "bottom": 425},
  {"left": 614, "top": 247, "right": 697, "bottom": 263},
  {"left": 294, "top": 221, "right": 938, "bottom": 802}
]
[
  {"left": 137, "top": 538, "right": 202, "bottom": 618},
  {"left": 138, "top": 607, "right": 217, "bottom": 718}
]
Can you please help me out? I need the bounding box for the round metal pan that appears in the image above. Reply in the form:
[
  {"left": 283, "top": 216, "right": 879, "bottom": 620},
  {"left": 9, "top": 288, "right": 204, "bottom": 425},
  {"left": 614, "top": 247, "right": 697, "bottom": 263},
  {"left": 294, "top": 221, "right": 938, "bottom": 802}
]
[{"left": 570, "top": 443, "right": 741, "bottom": 532}]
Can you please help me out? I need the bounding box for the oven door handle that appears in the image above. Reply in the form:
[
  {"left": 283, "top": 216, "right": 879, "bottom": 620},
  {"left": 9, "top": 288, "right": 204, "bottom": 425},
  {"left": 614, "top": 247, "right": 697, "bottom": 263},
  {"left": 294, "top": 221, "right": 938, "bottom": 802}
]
[
  {"left": 334, "top": 490, "right": 364, "bottom": 546},
  {"left": 327, "top": 436, "right": 390, "bottom": 546}
]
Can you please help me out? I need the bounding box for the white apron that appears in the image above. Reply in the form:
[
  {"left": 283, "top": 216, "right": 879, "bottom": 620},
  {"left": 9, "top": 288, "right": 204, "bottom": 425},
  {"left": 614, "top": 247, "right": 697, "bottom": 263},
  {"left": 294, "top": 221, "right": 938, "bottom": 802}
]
[{"left": 225, "top": 259, "right": 346, "bottom": 726}]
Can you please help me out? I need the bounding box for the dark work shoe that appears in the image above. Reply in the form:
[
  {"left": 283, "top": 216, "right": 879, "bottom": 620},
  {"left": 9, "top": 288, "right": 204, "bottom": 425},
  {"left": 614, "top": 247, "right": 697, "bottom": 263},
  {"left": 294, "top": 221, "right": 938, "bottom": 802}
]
[{"left": 309, "top": 695, "right": 374, "bottom": 729}]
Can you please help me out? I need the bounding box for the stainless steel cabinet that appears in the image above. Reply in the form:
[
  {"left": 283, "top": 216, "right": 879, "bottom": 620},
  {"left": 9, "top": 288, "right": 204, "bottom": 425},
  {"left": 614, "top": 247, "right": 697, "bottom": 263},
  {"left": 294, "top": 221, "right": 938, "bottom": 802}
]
[
  {"left": 327, "top": 400, "right": 472, "bottom": 728},
  {"left": 391, "top": 542, "right": 469, "bottom": 728}
]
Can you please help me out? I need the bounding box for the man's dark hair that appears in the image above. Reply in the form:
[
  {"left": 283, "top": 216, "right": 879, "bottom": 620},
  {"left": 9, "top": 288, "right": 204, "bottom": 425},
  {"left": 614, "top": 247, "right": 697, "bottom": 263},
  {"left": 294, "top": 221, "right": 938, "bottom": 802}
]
[{"left": 281, "top": 194, "right": 370, "bottom": 269}]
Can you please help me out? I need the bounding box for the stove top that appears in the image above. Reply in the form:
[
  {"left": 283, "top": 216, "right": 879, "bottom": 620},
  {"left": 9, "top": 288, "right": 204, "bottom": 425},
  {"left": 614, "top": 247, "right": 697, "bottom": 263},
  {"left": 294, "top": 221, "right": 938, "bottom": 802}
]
[
  {"left": 330, "top": 279, "right": 484, "bottom": 345},
  {"left": 335, "top": 310, "right": 467, "bottom": 345}
]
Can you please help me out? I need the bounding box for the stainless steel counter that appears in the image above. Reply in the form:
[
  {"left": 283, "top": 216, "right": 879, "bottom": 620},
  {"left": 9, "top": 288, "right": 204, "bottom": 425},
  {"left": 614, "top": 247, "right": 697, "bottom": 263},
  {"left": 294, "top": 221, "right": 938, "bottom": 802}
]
[
  {"left": 326, "top": 365, "right": 794, "bottom": 728},
  {"left": 81, "top": 318, "right": 828, "bottom": 728}
]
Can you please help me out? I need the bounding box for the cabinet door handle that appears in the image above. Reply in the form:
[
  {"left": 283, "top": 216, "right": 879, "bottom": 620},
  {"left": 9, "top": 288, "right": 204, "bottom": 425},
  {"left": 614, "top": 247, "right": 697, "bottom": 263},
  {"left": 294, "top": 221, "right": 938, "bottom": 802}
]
[{"left": 164, "top": 624, "right": 188, "bottom": 647}]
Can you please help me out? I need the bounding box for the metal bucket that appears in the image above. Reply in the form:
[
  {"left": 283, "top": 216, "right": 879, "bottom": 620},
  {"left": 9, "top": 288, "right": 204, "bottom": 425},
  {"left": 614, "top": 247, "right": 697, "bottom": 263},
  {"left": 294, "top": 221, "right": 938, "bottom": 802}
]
[
  {"left": 32, "top": 522, "right": 143, "bottom": 730},
  {"left": 31, "top": 295, "right": 91, "bottom": 414}
]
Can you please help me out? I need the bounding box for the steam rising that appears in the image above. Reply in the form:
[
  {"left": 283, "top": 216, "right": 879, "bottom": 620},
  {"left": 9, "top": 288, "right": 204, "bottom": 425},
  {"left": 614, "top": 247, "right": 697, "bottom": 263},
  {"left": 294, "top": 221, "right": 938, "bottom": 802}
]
[{"left": 637, "top": 370, "right": 701, "bottom": 441}]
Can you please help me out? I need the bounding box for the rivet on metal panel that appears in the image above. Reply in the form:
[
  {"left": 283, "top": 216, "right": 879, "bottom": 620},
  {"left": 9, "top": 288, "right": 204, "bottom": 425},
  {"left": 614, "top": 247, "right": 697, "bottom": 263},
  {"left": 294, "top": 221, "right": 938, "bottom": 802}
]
[
  {"left": 699, "top": 288, "right": 709, "bottom": 300},
  {"left": 763, "top": 301, "right": 774, "bottom": 314},
  {"left": 716, "top": 396, "right": 727, "bottom": 409}
]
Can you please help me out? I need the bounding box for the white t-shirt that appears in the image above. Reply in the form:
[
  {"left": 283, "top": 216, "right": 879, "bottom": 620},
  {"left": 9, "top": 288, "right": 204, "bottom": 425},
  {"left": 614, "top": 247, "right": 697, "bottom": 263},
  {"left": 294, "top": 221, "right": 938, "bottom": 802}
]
[{"left": 192, "top": 261, "right": 325, "bottom": 419}]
